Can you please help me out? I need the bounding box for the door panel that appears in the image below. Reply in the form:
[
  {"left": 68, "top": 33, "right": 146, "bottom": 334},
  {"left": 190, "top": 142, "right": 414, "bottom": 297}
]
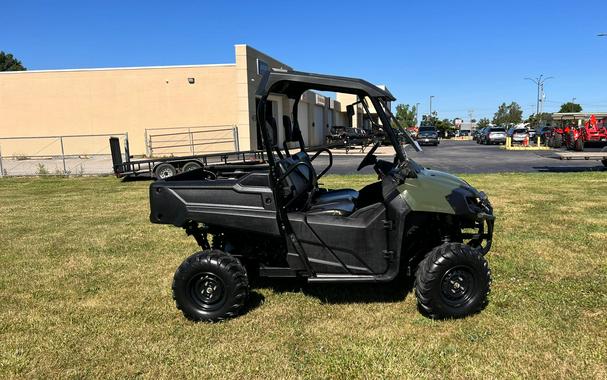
[{"left": 304, "top": 203, "right": 389, "bottom": 274}]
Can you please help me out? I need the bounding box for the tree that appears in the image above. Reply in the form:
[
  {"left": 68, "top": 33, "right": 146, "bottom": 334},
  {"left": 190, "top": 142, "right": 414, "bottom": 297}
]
[
  {"left": 559, "top": 102, "right": 582, "bottom": 113},
  {"left": 0, "top": 51, "right": 26, "bottom": 71},
  {"left": 526, "top": 112, "right": 552, "bottom": 127},
  {"left": 492, "top": 102, "right": 523, "bottom": 126},
  {"left": 394, "top": 103, "right": 418, "bottom": 127},
  {"left": 477, "top": 118, "right": 490, "bottom": 129}
]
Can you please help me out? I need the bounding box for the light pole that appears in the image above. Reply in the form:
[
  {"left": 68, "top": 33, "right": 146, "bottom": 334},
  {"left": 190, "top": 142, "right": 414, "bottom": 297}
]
[
  {"left": 525, "top": 75, "right": 553, "bottom": 115},
  {"left": 429, "top": 96, "right": 435, "bottom": 121},
  {"left": 415, "top": 102, "right": 420, "bottom": 126}
]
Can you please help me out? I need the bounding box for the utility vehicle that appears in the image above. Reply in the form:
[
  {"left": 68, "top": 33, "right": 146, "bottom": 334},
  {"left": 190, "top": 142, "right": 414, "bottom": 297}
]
[{"left": 149, "top": 70, "right": 495, "bottom": 322}]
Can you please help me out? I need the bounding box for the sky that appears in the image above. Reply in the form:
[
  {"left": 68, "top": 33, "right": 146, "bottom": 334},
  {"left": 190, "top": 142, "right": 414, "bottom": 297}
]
[{"left": 2, "top": 0, "right": 607, "bottom": 121}]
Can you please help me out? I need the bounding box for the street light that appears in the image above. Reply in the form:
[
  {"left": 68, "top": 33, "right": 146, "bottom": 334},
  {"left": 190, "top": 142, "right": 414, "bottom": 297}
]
[
  {"left": 429, "top": 96, "right": 435, "bottom": 120},
  {"left": 415, "top": 102, "right": 420, "bottom": 126},
  {"left": 525, "top": 75, "right": 553, "bottom": 115}
]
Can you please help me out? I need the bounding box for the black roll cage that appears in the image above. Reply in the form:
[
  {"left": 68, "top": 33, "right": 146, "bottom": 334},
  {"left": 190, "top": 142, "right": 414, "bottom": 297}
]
[{"left": 254, "top": 71, "right": 412, "bottom": 276}]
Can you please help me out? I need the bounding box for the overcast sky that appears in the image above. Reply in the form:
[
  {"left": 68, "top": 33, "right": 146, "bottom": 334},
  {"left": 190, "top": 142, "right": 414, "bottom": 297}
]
[{"left": 3, "top": 0, "right": 607, "bottom": 121}]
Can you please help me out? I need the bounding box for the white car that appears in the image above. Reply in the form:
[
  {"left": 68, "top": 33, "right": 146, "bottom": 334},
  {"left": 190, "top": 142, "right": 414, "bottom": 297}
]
[{"left": 508, "top": 127, "right": 529, "bottom": 143}]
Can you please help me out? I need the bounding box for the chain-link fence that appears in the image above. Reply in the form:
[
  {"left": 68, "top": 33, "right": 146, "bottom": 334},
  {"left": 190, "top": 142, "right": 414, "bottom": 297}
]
[{"left": 0, "top": 133, "right": 128, "bottom": 177}]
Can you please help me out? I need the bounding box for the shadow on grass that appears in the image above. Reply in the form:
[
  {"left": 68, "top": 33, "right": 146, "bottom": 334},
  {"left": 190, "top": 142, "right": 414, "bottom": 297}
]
[
  {"left": 533, "top": 165, "right": 606, "bottom": 173},
  {"left": 250, "top": 276, "right": 413, "bottom": 305},
  {"left": 121, "top": 174, "right": 154, "bottom": 182}
]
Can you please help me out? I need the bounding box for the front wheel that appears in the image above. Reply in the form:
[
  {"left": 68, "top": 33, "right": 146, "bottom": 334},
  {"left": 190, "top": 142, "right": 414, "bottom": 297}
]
[
  {"left": 155, "top": 163, "right": 177, "bottom": 179},
  {"left": 415, "top": 243, "right": 491, "bottom": 319},
  {"left": 172, "top": 250, "right": 249, "bottom": 322}
]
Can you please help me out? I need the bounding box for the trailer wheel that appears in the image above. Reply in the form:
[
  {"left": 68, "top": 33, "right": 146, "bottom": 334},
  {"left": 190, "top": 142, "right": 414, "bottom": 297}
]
[
  {"left": 415, "top": 243, "right": 491, "bottom": 319},
  {"left": 155, "top": 163, "right": 177, "bottom": 179},
  {"left": 553, "top": 134, "right": 563, "bottom": 148},
  {"left": 172, "top": 250, "right": 249, "bottom": 322},
  {"left": 182, "top": 161, "right": 202, "bottom": 172},
  {"left": 574, "top": 138, "right": 584, "bottom": 152}
]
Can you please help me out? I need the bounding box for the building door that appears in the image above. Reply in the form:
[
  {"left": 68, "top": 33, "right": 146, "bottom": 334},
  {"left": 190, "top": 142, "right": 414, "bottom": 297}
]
[
  {"left": 313, "top": 105, "right": 324, "bottom": 147},
  {"left": 297, "top": 102, "right": 309, "bottom": 146}
]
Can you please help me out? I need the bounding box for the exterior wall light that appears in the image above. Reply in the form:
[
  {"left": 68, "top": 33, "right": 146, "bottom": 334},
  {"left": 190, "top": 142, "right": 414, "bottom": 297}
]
[{"left": 188, "top": 78, "right": 195, "bottom": 84}]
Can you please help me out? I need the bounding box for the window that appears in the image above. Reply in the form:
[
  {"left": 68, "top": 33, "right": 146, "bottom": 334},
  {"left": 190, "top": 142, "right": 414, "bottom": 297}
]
[{"left": 257, "top": 59, "right": 269, "bottom": 76}]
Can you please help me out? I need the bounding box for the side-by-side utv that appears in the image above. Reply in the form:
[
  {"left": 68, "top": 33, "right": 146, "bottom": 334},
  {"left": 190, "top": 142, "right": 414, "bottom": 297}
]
[{"left": 149, "top": 70, "right": 495, "bottom": 321}]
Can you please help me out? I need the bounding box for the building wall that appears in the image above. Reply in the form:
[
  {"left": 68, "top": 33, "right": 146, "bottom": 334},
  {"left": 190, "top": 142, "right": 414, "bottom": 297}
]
[
  {"left": 0, "top": 64, "right": 238, "bottom": 156},
  {"left": 0, "top": 44, "right": 380, "bottom": 157},
  {"left": 236, "top": 44, "right": 292, "bottom": 151}
]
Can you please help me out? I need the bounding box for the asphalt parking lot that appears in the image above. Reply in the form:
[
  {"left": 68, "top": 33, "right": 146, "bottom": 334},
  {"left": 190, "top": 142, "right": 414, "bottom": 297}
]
[{"left": 316, "top": 140, "right": 607, "bottom": 174}]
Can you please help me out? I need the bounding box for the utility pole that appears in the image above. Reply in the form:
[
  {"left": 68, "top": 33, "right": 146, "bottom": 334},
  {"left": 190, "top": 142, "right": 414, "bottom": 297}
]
[
  {"left": 415, "top": 102, "right": 420, "bottom": 127},
  {"left": 429, "top": 96, "right": 435, "bottom": 121},
  {"left": 525, "top": 75, "right": 553, "bottom": 115}
]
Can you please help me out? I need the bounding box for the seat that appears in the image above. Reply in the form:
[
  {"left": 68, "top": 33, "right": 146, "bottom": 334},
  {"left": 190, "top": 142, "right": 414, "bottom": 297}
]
[
  {"left": 307, "top": 200, "right": 355, "bottom": 216},
  {"left": 274, "top": 116, "right": 357, "bottom": 216},
  {"left": 277, "top": 155, "right": 356, "bottom": 216},
  {"left": 314, "top": 189, "right": 359, "bottom": 204}
]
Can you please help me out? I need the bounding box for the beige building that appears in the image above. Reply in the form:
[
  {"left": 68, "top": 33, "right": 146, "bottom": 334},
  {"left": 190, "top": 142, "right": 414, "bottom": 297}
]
[{"left": 0, "top": 45, "right": 383, "bottom": 158}]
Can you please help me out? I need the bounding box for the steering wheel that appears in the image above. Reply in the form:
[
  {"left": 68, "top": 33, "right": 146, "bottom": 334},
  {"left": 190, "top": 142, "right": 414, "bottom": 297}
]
[{"left": 357, "top": 141, "right": 381, "bottom": 171}]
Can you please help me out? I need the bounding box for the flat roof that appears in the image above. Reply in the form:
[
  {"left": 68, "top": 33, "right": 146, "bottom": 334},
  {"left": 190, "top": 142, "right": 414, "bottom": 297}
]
[
  {"left": 552, "top": 112, "right": 607, "bottom": 120},
  {"left": 0, "top": 63, "right": 235, "bottom": 75}
]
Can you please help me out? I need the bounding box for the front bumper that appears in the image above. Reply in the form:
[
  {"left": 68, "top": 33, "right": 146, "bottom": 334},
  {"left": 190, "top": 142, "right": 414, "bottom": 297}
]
[{"left": 417, "top": 137, "right": 439, "bottom": 145}]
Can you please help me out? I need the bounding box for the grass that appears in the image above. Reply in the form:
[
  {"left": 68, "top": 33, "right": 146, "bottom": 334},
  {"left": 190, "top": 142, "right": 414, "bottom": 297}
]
[{"left": 0, "top": 173, "right": 606, "bottom": 379}]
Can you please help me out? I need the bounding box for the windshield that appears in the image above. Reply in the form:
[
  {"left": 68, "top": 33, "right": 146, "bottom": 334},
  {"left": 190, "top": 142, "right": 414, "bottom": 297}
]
[{"left": 370, "top": 98, "right": 421, "bottom": 154}]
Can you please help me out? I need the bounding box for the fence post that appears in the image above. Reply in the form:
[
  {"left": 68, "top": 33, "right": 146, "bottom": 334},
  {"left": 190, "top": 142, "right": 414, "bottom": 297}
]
[
  {"left": 59, "top": 136, "right": 67, "bottom": 175},
  {"left": 189, "top": 128, "right": 194, "bottom": 155},
  {"left": 0, "top": 145, "right": 4, "bottom": 178},
  {"left": 144, "top": 129, "right": 150, "bottom": 157},
  {"left": 124, "top": 133, "right": 131, "bottom": 163},
  {"left": 233, "top": 125, "right": 240, "bottom": 152}
]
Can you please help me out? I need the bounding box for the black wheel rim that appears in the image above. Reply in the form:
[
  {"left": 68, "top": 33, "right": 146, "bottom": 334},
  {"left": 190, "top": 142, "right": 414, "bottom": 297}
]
[
  {"left": 188, "top": 272, "right": 225, "bottom": 311},
  {"left": 440, "top": 266, "right": 475, "bottom": 307}
]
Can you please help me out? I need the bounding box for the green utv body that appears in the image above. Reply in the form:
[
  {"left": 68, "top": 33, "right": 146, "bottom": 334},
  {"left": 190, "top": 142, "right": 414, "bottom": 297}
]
[{"left": 149, "top": 70, "right": 494, "bottom": 322}]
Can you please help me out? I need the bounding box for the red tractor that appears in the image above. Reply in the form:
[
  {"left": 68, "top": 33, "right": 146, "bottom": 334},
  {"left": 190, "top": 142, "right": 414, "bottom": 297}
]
[
  {"left": 565, "top": 115, "right": 607, "bottom": 151},
  {"left": 546, "top": 125, "right": 565, "bottom": 148}
]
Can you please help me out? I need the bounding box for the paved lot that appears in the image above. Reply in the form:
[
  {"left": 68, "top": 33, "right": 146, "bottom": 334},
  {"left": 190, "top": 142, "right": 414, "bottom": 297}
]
[
  {"left": 1, "top": 140, "right": 604, "bottom": 177},
  {"left": 315, "top": 140, "right": 607, "bottom": 174}
]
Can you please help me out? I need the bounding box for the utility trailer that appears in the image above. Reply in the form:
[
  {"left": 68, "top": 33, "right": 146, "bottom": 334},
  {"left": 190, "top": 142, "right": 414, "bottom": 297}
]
[
  {"left": 553, "top": 147, "right": 607, "bottom": 167},
  {"left": 109, "top": 137, "right": 267, "bottom": 179}
]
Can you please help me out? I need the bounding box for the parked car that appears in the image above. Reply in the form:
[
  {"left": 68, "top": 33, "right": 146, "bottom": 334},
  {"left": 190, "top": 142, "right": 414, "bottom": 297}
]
[
  {"left": 536, "top": 126, "right": 554, "bottom": 144},
  {"left": 473, "top": 128, "right": 486, "bottom": 142},
  {"left": 480, "top": 127, "right": 507, "bottom": 145},
  {"left": 416, "top": 126, "right": 439, "bottom": 146},
  {"left": 326, "top": 126, "right": 369, "bottom": 147},
  {"left": 458, "top": 130, "right": 471, "bottom": 137},
  {"left": 507, "top": 127, "right": 529, "bottom": 144}
]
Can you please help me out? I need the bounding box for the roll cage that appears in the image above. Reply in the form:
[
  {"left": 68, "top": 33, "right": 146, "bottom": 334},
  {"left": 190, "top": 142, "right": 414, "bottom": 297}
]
[{"left": 255, "top": 70, "right": 417, "bottom": 187}]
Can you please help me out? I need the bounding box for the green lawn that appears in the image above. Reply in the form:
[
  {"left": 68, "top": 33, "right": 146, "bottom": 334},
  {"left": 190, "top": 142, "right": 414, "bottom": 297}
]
[{"left": 1, "top": 173, "right": 606, "bottom": 378}]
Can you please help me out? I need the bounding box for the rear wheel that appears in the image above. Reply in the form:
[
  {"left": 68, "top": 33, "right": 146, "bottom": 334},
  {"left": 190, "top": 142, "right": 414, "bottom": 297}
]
[
  {"left": 172, "top": 250, "right": 249, "bottom": 322},
  {"left": 415, "top": 243, "right": 491, "bottom": 319},
  {"left": 182, "top": 161, "right": 202, "bottom": 172},
  {"left": 553, "top": 134, "right": 563, "bottom": 148},
  {"left": 155, "top": 163, "right": 177, "bottom": 179}
]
